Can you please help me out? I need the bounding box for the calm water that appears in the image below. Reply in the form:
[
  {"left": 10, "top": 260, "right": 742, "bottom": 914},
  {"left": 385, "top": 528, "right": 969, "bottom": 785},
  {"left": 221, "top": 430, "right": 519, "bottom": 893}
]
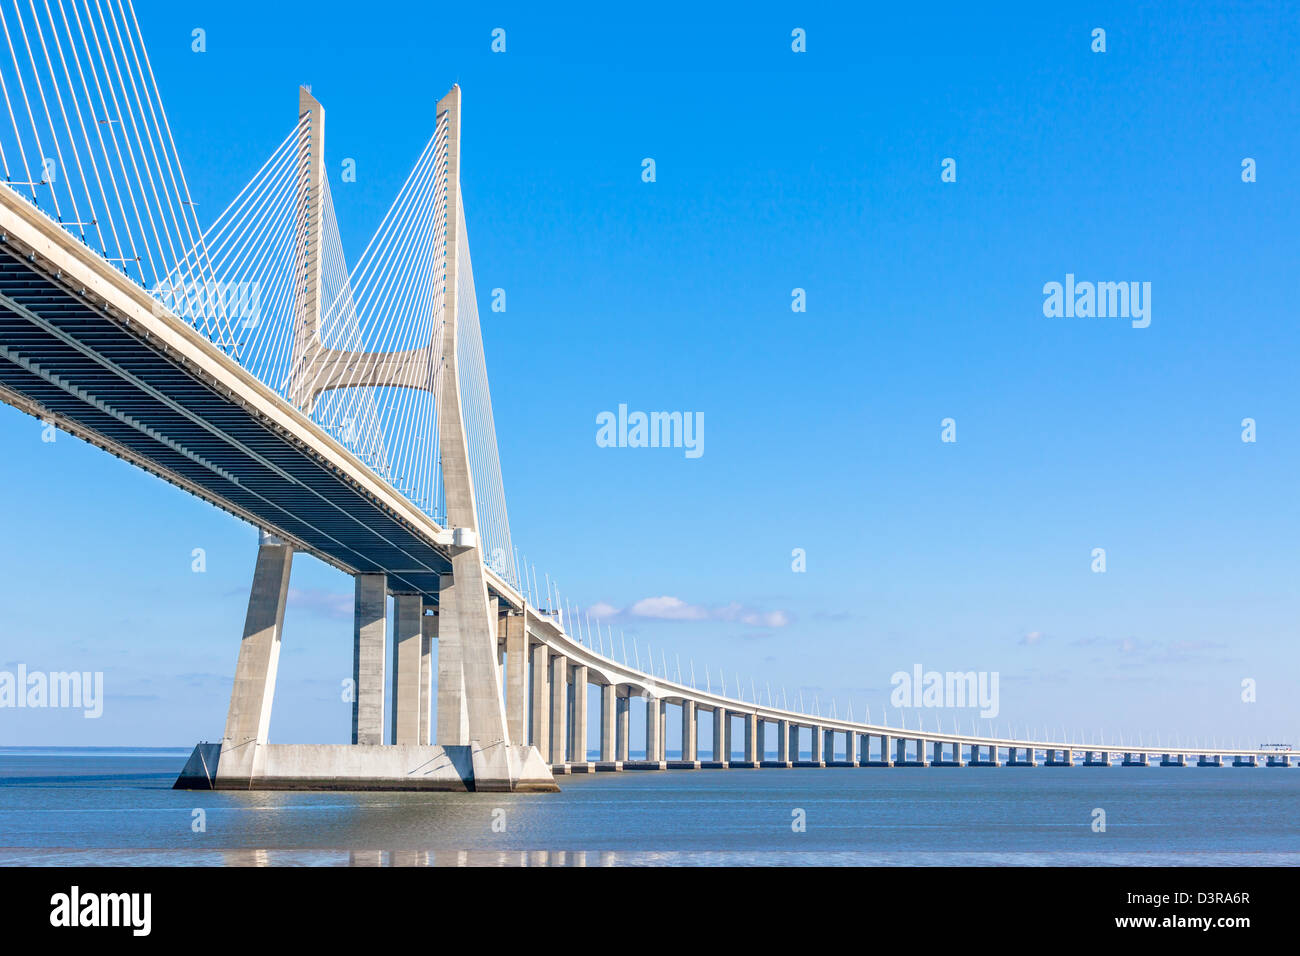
[{"left": 1, "top": 748, "right": 1297, "bottom": 865}]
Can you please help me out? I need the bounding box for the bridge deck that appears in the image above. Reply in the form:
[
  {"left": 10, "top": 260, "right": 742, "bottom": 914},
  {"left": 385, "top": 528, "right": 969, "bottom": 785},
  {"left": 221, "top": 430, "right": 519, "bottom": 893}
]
[{"left": 0, "top": 199, "right": 453, "bottom": 598}]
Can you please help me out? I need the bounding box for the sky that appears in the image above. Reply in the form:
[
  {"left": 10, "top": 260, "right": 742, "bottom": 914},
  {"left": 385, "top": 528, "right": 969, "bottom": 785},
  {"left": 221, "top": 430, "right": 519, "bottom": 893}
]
[{"left": 1, "top": 0, "right": 1298, "bottom": 751}]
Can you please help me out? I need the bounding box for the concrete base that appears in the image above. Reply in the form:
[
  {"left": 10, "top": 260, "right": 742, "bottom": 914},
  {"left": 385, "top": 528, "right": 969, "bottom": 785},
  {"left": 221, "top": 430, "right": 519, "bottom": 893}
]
[
  {"left": 1233, "top": 756, "right": 1258, "bottom": 767},
  {"left": 568, "top": 761, "right": 597, "bottom": 773},
  {"left": 622, "top": 760, "right": 667, "bottom": 771},
  {"left": 760, "top": 760, "right": 793, "bottom": 768},
  {"left": 793, "top": 760, "right": 826, "bottom": 768},
  {"left": 666, "top": 760, "right": 701, "bottom": 770},
  {"left": 825, "top": 760, "right": 859, "bottom": 768},
  {"left": 1160, "top": 755, "right": 1187, "bottom": 767},
  {"left": 175, "top": 741, "right": 558, "bottom": 792},
  {"left": 699, "top": 760, "right": 729, "bottom": 769},
  {"left": 550, "top": 763, "right": 572, "bottom": 775},
  {"left": 1197, "top": 755, "right": 1222, "bottom": 767},
  {"left": 594, "top": 761, "right": 623, "bottom": 772},
  {"left": 860, "top": 760, "right": 893, "bottom": 767},
  {"left": 729, "top": 759, "right": 760, "bottom": 769}
]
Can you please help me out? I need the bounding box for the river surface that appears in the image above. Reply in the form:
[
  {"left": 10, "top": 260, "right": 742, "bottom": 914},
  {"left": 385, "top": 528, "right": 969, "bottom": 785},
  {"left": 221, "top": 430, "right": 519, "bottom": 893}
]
[{"left": 1, "top": 748, "right": 1296, "bottom": 865}]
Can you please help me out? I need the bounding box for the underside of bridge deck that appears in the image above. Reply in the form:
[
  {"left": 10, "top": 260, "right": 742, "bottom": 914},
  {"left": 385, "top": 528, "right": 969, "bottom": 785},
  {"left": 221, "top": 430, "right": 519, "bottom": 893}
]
[{"left": 0, "top": 245, "right": 453, "bottom": 598}]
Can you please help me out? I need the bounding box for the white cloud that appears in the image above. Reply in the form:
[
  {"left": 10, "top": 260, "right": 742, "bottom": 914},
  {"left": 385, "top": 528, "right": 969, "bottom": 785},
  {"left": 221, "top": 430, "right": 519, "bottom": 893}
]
[{"left": 593, "top": 595, "right": 790, "bottom": 628}]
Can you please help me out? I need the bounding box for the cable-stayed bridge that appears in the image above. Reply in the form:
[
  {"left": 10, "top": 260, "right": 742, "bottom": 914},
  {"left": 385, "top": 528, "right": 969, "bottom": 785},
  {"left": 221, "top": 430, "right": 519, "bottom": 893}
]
[{"left": 0, "top": 3, "right": 1286, "bottom": 791}]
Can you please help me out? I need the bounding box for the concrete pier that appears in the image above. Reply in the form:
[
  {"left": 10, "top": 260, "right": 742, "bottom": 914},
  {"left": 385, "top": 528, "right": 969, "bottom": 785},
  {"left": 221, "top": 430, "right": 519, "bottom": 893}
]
[
  {"left": 353, "top": 573, "right": 388, "bottom": 746},
  {"left": 1197, "top": 754, "right": 1222, "bottom": 767},
  {"left": 704, "top": 706, "right": 728, "bottom": 768},
  {"left": 616, "top": 693, "right": 630, "bottom": 762},
  {"left": 569, "top": 665, "right": 592, "bottom": 771},
  {"left": 1084, "top": 750, "right": 1111, "bottom": 766},
  {"left": 631, "top": 696, "right": 666, "bottom": 770},
  {"left": 549, "top": 654, "right": 568, "bottom": 769},
  {"left": 598, "top": 684, "right": 619, "bottom": 768},
  {"left": 775, "top": 719, "right": 790, "bottom": 765},
  {"left": 390, "top": 593, "right": 423, "bottom": 745},
  {"left": 529, "top": 643, "right": 549, "bottom": 753},
  {"left": 1233, "top": 755, "right": 1258, "bottom": 768},
  {"left": 1160, "top": 753, "right": 1186, "bottom": 767},
  {"left": 213, "top": 533, "right": 293, "bottom": 785},
  {"left": 503, "top": 612, "right": 527, "bottom": 744},
  {"left": 669, "top": 700, "right": 700, "bottom": 769},
  {"left": 1122, "top": 752, "right": 1149, "bottom": 767}
]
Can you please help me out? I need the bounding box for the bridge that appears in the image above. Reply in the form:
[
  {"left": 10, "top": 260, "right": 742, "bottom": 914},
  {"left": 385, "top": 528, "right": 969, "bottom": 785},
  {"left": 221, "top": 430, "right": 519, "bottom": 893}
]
[{"left": 0, "top": 3, "right": 1287, "bottom": 792}]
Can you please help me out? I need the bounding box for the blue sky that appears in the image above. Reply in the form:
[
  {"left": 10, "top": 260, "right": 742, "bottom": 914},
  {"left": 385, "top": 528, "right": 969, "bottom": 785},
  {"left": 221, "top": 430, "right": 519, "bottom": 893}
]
[{"left": 2, "top": 0, "right": 1298, "bottom": 750}]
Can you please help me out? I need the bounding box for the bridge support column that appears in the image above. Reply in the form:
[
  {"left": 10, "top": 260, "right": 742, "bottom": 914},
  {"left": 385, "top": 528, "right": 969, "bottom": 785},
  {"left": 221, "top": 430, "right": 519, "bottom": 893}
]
[
  {"left": 844, "top": 731, "right": 858, "bottom": 766},
  {"left": 809, "top": 725, "right": 824, "bottom": 767},
  {"left": 504, "top": 612, "right": 527, "bottom": 745},
  {"left": 822, "top": 728, "right": 835, "bottom": 764},
  {"left": 877, "top": 734, "right": 892, "bottom": 766},
  {"left": 711, "top": 707, "right": 728, "bottom": 767},
  {"left": 642, "top": 697, "right": 664, "bottom": 768},
  {"left": 216, "top": 532, "right": 293, "bottom": 783},
  {"left": 529, "top": 643, "right": 549, "bottom": 752},
  {"left": 1197, "top": 754, "right": 1221, "bottom": 767},
  {"left": 755, "top": 719, "right": 766, "bottom": 763},
  {"left": 548, "top": 658, "right": 569, "bottom": 770},
  {"left": 598, "top": 684, "right": 619, "bottom": 768},
  {"left": 675, "top": 700, "right": 698, "bottom": 768},
  {"left": 353, "top": 573, "right": 388, "bottom": 746},
  {"left": 419, "top": 610, "right": 435, "bottom": 744},
  {"left": 549, "top": 654, "right": 568, "bottom": 769},
  {"left": 916, "top": 738, "right": 930, "bottom": 767},
  {"left": 775, "top": 719, "right": 791, "bottom": 766},
  {"left": 740, "top": 713, "right": 758, "bottom": 768},
  {"left": 616, "top": 693, "right": 630, "bottom": 762},
  {"left": 391, "top": 593, "right": 423, "bottom": 745},
  {"left": 570, "top": 665, "right": 590, "bottom": 770},
  {"left": 950, "top": 741, "right": 964, "bottom": 766}
]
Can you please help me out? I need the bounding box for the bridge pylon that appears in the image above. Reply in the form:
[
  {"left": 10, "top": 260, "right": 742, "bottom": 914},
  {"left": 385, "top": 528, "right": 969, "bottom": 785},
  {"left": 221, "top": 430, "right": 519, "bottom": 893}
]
[{"left": 174, "top": 85, "right": 554, "bottom": 793}]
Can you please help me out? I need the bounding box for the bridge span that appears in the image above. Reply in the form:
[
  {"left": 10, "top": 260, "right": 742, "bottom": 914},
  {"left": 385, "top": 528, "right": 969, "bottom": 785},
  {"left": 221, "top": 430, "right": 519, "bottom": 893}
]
[{"left": 0, "top": 3, "right": 1283, "bottom": 792}]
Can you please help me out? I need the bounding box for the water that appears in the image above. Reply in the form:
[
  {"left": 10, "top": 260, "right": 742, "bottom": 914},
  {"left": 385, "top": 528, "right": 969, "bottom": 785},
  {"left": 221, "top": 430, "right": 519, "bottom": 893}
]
[{"left": 1, "top": 748, "right": 1297, "bottom": 865}]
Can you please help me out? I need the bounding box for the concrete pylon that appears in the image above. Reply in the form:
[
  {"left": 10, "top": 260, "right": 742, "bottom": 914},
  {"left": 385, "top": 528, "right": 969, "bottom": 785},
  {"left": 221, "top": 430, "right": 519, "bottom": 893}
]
[
  {"left": 176, "top": 86, "right": 556, "bottom": 792},
  {"left": 215, "top": 531, "right": 293, "bottom": 785}
]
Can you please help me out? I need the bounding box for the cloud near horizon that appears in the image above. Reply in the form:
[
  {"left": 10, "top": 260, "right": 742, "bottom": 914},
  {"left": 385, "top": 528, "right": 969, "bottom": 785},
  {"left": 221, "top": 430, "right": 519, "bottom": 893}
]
[{"left": 589, "top": 595, "right": 790, "bottom": 629}]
